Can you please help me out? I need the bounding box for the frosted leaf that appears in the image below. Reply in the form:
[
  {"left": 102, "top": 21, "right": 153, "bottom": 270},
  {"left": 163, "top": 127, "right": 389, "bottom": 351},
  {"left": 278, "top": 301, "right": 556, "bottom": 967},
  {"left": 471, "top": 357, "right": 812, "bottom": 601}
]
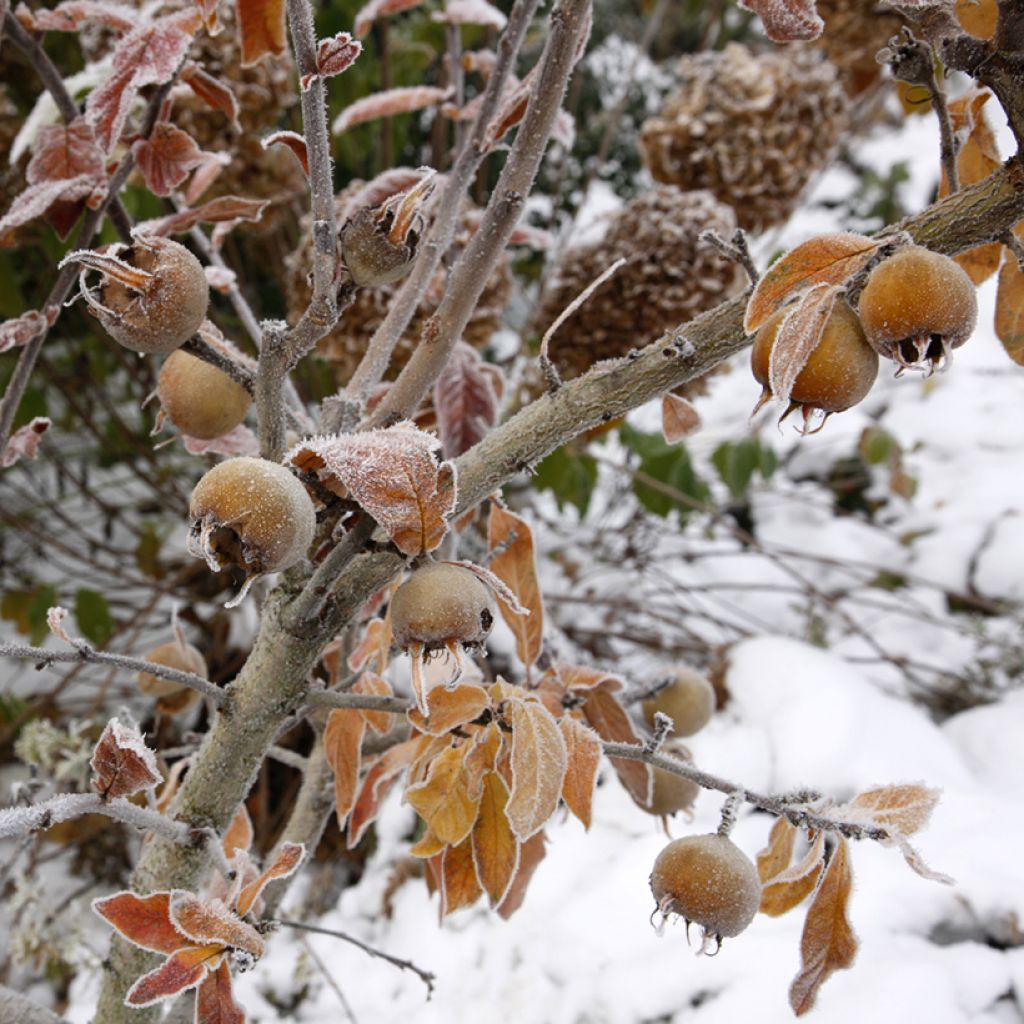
[
  {"left": 433, "top": 341, "right": 502, "bottom": 459},
  {"left": 169, "top": 892, "right": 264, "bottom": 957},
  {"left": 90, "top": 718, "right": 162, "bottom": 799},
  {"left": 205, "top": 265, "right": 237, "bottom": 293},
  {"left": 353, "top": 0, "right": 424, "bottom": 38},
  {"left": 305, "top": 32, "right": 362, "bottom": 90},
  {"left": 182, "top": 424, "right": 260, "bottom": 457},
  {"left": 1, "top": 417, "right": 51, "bottom": 467},
  {"left": 181, "top": 64, "right": 241, "bottom": 130},
  {"left": 133, "top": 123, "right": 207, "bottom": 197},
  {"left": 46, "top": 605, "right": 74, "bottom": 644},
  {"left": 768, "top": 282, "right": 842, "bottom": 408},
  {"left": 333, "top": 86, "right": 453, "bottom": 135},
  {"left": 0, "top": 175, "right": 103, "bottom": 239},
  {"left": 0, "top": 309, "right": 55, "bottom": 355},
  {"left": 22, "top": 0, "right": 138, "bottom": 32},
  {"left": 738, "top": 0, "right": 824, "bottom": 41},
  {"left": 432, "top": 0, "right": 507, "bottom": 28},
  {"left": 236, "top": 0, "right": 285, "bottom": 65},
  {"left": 27, "top": 118, "right": 105, "bottom": 185},
  {"left": 262, "top": 131, "right": 309, "bottom": 176},
  {"left": 138, "top": 196, "right": 270, "bottom": 238}
]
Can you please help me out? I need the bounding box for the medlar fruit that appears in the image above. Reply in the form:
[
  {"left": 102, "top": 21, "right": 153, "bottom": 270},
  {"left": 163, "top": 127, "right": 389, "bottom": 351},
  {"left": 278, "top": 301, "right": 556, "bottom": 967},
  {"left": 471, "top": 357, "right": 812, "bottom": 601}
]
[{"left": 642, "top": 665, "right": 716, "bottom": 738}]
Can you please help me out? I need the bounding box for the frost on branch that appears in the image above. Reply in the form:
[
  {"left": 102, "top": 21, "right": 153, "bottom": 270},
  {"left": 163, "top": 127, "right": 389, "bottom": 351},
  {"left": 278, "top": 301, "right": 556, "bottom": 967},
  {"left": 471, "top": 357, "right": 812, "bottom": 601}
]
[
  {"left": 289, "top": 423, "right": 457, "bottom": 556},
  {"left": 90, "top": 718, "right": 162, "bottom": 800}
]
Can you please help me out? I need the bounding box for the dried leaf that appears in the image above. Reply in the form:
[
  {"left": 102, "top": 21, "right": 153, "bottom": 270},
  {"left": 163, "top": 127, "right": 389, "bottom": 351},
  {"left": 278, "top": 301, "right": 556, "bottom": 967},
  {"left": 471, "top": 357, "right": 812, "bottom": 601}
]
[
  {"left": 181, "top": 64, "right": 241, "bottom": 129},
  {"left": 169, "top": 891, "right": 264, "bottom": 956},
  {"left": 23, "top": 0, "right": 137, "bottom": 32},
  {"left": 353, "top": 671, "right": 394, "bottom": 734},
  {"left": 995, "top": 251, "right": 1024, "bottom": 365},
  {"left": 0, "top": 310, "right": 54, "bottom": 355},
  {"left": 405, "top": 741, "right": 482, "bottom": 846},
  {"left": 133, "top": 123, "right": 206, "bottom": 197},
  {"left": 558, "top": 717, "right": 601, "bottom": 830},
  {"left": 182, "top": 424, "right": 260, "bottom": 457},
  {"left": 847, "top": 783, "right": 941, "bottom": 838},
  {"left": 893, "top": 834, "right": 954, "bottom": 884},
  {"left": 27, "top": 118, "right": 104, "bottom": 184},
  {"left": 434, "top": 341, "right": 502, "bottom": 459},
  {"left": 789, "top": 838, "right": 858, "bottom": 1016},
  {"left": 497, "top": 830, "right": 546, "bottom": 920},
  {"left": 761, "top": 832, "right": 826, "bottom": 917},
  {"left": 332, "top": 86, "right": 452, "bottom": 135},
  {"left": 289, "top": 424, "right": 457, "bottom": 556},
  {"left": 307, "top": 31, "right": 362, "bottom": 90},
  {"left": 744, "top": 233, "right": 878, "bottom": 333},
  {"left": 407, "top": 682, "right": 490, "bottom": 736},
  {"left": 441, "top": 836, "right": 483, "bottom": 915},
  {"left": 410, "top": 826, "right": 445, "bottom": 858},
  {"left": 195, "top": 960, "right": 245, "bottom": 1024},
  {"left": 348, "top": 616, "right": 392, "bottom": 674},
  {"left": 661, "top": 392, "right": 701, "bottom": 443},
  {"left": 472, "top": 771, "right": 519, "bottom": 907},
  {"left": 768, "top": 283, "right": 842, "bottom": 408},
  {"left": 554, "top": 662, "right": 624, "bottom": 692},
  {"left": 235, "top": 842, "right": 304, "bottom": 916},
  {"left": 262, "top": 130, "right": 309, "bottom": 177},
  {"left": 487, "top": 504, "right": 543, "bottom": 668},
  {"left": 506, "top": 699, "right": 567, "bottom": 841},
  {"left": 353, "top": 0, "right": 424, "bottom": 38},
  {"left": 237, "top": 0, "right": 286, "bottom": 65},
  {"left": 93, "top": 891, "right": 189, "bottom": 954},
  {"left": 126, "top": 944, "right": 222, "bottom": 1006},
  {"left": 141, "top": 196, "right": 270, "bottom": 237},
  {"left": 325, "top": 709, "right": 366, "bottom": 831},
  {"left": 757, "top": 817, "right": 798, "bottom": 883},
  {"left": 432, "top": 0, "right": 507, "bottom": 27},
  {"left": 737, "top": 0, "right": 824, "bottom": 40},
  {"left": 91, "top": 719, "right": 161, "bottom": 799},
  {"left": 348, "top": 737, "right": 427, "bottom": 847},
  {"left": 0, "top": 175, "right": 103, "bottom": 241},
  {"left": 221, "top": 804, "right": 254, "bottom": 860},
  {"left": 2, "top": 417, "right": 52, "bottom": 467},
  {"left": 579, "top": 682, "right": 651, "bottom": 805}
]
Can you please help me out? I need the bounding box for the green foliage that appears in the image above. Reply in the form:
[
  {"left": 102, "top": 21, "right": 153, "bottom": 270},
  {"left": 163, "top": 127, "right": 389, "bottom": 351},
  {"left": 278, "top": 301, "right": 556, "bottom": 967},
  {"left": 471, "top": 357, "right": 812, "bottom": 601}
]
[
  {"left": 710, "top": 437, "right": 777, "bottom": 501},
  {"left": 619, "top": 424, "right": 709, "bottom": 520},
  {"left": 532, "top": 446, "right": 598, "bottom": 516},
  {"left": 74, "top": 589, "right": 114, "bottom": 647}
]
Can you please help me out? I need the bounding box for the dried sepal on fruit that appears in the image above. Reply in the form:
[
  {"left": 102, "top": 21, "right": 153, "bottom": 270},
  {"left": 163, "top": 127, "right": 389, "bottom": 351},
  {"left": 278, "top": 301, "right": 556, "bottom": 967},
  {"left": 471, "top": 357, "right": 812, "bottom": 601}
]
[
  {"left": 641, "top": 665, "right": 716, "bottom": 739},
  {"left": 856, "top": 244, "right": 978, "bottom": 373},
  {"left": 60, "top": 235, "right": 208, "bottom": 354},
  {"left": 187, "top": 456, "right": 317, "bottom": 605},
  {"left": 650, "top": 832, "right": 762, "bottom": 952}
]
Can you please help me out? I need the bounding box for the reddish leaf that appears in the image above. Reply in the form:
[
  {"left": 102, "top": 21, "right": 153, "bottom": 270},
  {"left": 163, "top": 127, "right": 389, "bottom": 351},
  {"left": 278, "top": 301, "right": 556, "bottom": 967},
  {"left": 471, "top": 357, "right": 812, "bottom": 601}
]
[
  {"left": 91, "top": 719, "right": 162, "bottom": 799},
  {"left": 558, "top": 717, "right": 601, "bottom": 830},
  {"left": 995, "top": 250, "right": 1024, "bottom": 365},
  {"left": 142, "top": 195, "right": 270, "bottom": 237},
  {"left": 27, "top": 118, "right": 104, "bottom": 184},
  {"left": 237, "top": 0, "right": 286, "bottom": 65},
  {"left": 221, "top": 804, "right": 254, "bottom": 860},
  {"left": 661, "top": 392, "right": 700, "bottom": 443},
  {"left": 496, "top": 830, "right": 546, "bottom": 920},
  {"left": 441, "top": 836, "right": 483, "bottom": 915},
  {"left": 432, "top": 0, "right": 507, "bottom": 27},
  {"left": 169, "top": 891, "right": 264, "bottom": 957},
  {"left": 756, "top": 817, "right": 798, "bottom": 884},
  {"left": 133, "top": 123, "right": 206, "bottom": 197},
  {"left": 506, "top": 699, "right": 567, "bottom": 841},
  {"left": 325, "top": 709, "right": 366, "bottom": 831},
  {"left": 25, "top": 0, "right": 137, "bottom": 32},
  {"left": 181, "top": 64, "right": 241, "bottom": 128},
  {"left": 472, "top": 771, "right": 519, "bottom": 907},
  {"left": 93, "top": 891, "right": 189, "bottom": 954},
  {"left": 579, "top": 682, "right": 651, "bottom": 805},
  {"left": 789, "top": 838, "right": 858, "bottom": 1016},
  {"left": 306, "top": 31, "right": 362, "bottom": 90},
  {"left": 761, "top": 832, "right": 826, "bottom": 917},
  {"left": 235, "top": 842, "right": 305, "bottom": 916},
  {"left": 405, "top": 741, "right": 483, "bottom": 846},
  {"left": 353, "top": 671, "right": 395, "bottom": 734},
  {"left": 767, "top": 283, "right": 842, "bottom": 408},
  {"left": 487, "top": 504, "right": 544, "bottom": 669},
  {"left": 0, "top": 175, "right": 103, "bottom": 241},
  {"left": 434, "top": 342, "right": 502, "bottom": 459},
  {"left": 407, "top": 682, "right": 490, "bottom": 736},
  {"left": 744, "top": 233, "right": 878, "bottom": 333},
  {"left": 348, "top": 736, "right": 428, "bottom": 847},
  {"left": 332, "top": 86, "right": 452, "bottom": 135},
  {"left": 126, "top": 944, "right": 223, "bottom": 1006},
  {"left": 553, "top": 662, "right": 624, "bottom": 692},
  {"left": 262, "top": 131, "right": 309, "bottom": 177},
  {"left": 195, "top": 960, "right": 245, "bottom": 1024},
  {"left": 289, "top": 424, "right": 457, "bottom": 556},
  {"left": 737, "top": 0, "right": 824, "bottom": 40},
  {"left": 353, "top": 0, "right": 424, "bottom": 38},
  {"left": 2, "top": 416, "right": 51, "bottom": 468}
]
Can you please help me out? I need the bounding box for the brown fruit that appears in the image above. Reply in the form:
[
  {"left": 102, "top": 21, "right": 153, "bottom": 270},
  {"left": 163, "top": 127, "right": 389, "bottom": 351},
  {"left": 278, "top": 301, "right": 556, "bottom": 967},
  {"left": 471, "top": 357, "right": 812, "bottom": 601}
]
[
  {"left": 64, "top": 236, "right": 209, "bottom": 354},
  {"left": 751, "top": 298, "right": 878, "bottom": 422},
  {"left": 188, "top": 458, "right": 317, "bottom": 596},
  {"left": 390, "top": 562, "right": 497, "bottom": 652},
  {"left": 650, "top": 833, "right": 762, "bottom": 945},
  {"left": 157, "top": 350, "right": 252, "bottom": 440},
  {"left": 633, "top": 742, "right": 700, "bottom": 818},
  {"left": 857, "top": 245, "right": 978, "bottom": 371},
  {"left": 138, "top": 639, "right": 207, "bottom": 712},
  {"left": 642, "top": 666, "right": 716, "bottom": 738}
]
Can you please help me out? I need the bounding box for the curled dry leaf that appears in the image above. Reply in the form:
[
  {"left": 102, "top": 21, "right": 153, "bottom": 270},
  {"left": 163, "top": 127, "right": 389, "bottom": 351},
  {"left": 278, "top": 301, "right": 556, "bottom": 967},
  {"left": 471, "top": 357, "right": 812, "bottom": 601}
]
[
  {"left": 237, "top": 0, "right": 286, "bottom": 66},
  {"left": 0, "top": 309, "right": 56, "bottom": 355},
  {"left": 181, "top": 63, "right": 241, "bottom": 129},
  {"left": 333, "top": 86, "right": 453, "bottom": 135},
  {"left": 353, "top": 0, "right": 424, "bottom": 38},
  {"left": 325, "top": 709, "right": 366, "bottom": 830},
  {"left": 846, "top": 783, "right": 941, "bottom": 837},
  {"left": 407, "top": 682, "right": 490, "bottom": 736},
  {"left": 235, "top": 842, "right": 305, "bottom": 916},
  {"left": 744, "top": 232, "right": 879, "bottom": 334},
  {"left": 434, "top": 341, "right": 503, "bottom": 459},
  {"left": 737, "top": 0, "right": 824, "bottom": 40},
  {"left": 2, "top": 416, "right": 51, "bottom": 467},
  {"left": 21, "top": 0, "right": 138, "bottom": 32},
  {"left": 757, "top": 817, "right": 798, "bottom": 883},
  {"left": 263, "top": 130, "right": 310, "bottom": 176},
  {"left": 789, "top": 838, "right": 858, "bottom": 1016},
  {"left": 90, "top": 718, "right": 162, "bottom": 800},
  {"left": 405, "top": 740, "right": 484, "bottom": 846},
  {"left": 768, "top": 282, "right": 843, "bottom": 409},
  {"left": 578, "top": 681, "right": 651, "bottom": 806},
  {"left": 133, "top": 123, "right": 207, "bottom": 197},
  {"left": 142, "top": 195, "right": 271, "bottom": 238},
  {"left": 305, "top": 31, "right": 362, "bottom": 90},
  {"left": 347, "top": 616, "right": 392, "bottom": 674},
  {"left": 506, "top": 698, "right": 568, "bottom": 842},
  {"left": 487, "top": 504, "right": 544, "bottom": 669},
  {"left": 661, "top": 392, "right": 701, "bottom": 443},
  {"left": 221, "top": 804, "right": 254, "bottom": 860},
  {"left": 182, "top": 424, "right": 260, "bottom": 457},
  {"left": 761, "top": 831, "right": 826, "bottom": 917},
  {"left": 558, "top": 717, "right": 602, "bottom": 830},
  {"left": 472, "top": 770, "right": 519, "bottom": 907},
  {"left": 0, "top": 175, "right": 104, "bottom": 241}
]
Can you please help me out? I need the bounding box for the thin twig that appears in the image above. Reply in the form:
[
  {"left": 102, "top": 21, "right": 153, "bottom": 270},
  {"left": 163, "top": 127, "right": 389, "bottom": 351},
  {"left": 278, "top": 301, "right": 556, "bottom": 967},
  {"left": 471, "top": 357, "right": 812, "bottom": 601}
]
[
  {"left": 304, "top": 690, "right": 413, "bottom": 715},
  {"left": 298, "top": 934, "right": 360, "bottom": 1024},
  {"left": 268, "top": 745, "right": 310, "bottom": 771},
  {"left": 699, "top": 228, "right": 759, "bottom": 285}
]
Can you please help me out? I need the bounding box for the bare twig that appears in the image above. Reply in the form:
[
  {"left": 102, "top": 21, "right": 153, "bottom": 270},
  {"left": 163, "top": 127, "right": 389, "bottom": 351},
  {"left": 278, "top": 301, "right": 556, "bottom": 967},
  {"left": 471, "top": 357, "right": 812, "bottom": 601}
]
[
  {"left": 268, "top": 745, "right": 310, "bottom": 771},
  {"left": 699, "top": 228, "right": 759, "bottom": 285},
  {"left": 298, "top": 934, "right": 361, "bottom": 1024},
  {"left": 305, "top": 690, "right": 412, "bottom": 715}
]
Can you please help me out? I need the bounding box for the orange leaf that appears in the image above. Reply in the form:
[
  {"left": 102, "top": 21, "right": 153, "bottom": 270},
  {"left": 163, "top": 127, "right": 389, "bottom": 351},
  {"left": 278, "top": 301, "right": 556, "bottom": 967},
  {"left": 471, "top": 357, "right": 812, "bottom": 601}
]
[
  {"left": 756, "top": 817, "right": 797, "bottom": 884},
  {"left": 92, "top": 891, "right": 189, "bottom": 954},
  {"left": 558, "top": 717, "right": 601, "bottom": 830},
  {"left": 235, "top": 842, "right": 304, "bottom": 917},
  {"left": 768, "top": 283, "right": 842, "bottom": 408},
  {"left": 407, "top": 682, "right": 490, "bottom": 736},
  {"left": 789, "top": 838, "right": 858, "bottom": 1016},
  {"left": 237, "top": 0, "right": 286, "bottom": 65},
  {"left": 441, "top": 836, "right": 483, "bottom": 915},
  {"left": 661, "top": 392, "right": 701, "bottom": 443},
  {"left": 506, "top": 699, "right": 567, "bottom": 841},
  {"left": 995, "top": 252, "right": 1024, "bottom": 365},
  {"left": 196, "top": 959, "right": 245, "bottom": 1024},
  {"left": 761, "top": 832, "right": 826, "bottom": 917},
  {"left": 487, "top": 504, "right": 544, "bottom": 669},
  {"left": 347, "top": 616, "right": 393, "bottom": 674},
  {"left": 579, "top": 682, "right": 651, "bottom": 805},
  {"left": 126, "top": 944, "right": 223, "bottom": 1006},
  {"left": 846, "top": 783, "right": 941, "bottom": 838},
  {"left": 744, "top": 233, "right": 879, "bottom": 333},
  {"left": 325, "top": 708, "right": 366, "bottom": 832},
  {"left": 353, "top": 671, "right": 394, "bottom": 735},
  {"left": 90, "top": 719, "right": 161, "bottom": 800},
  {"left": 497, "top": 830, "right": 546, "bottom": 920},
  {"left": 221, "top": 804, "right": 254, "bottom": 860},
  {"left": 410, "top": 826, "right": 446, "bottom": 858},
  {"left": 405, "top": 741, "right": 483, "bottom": 846},
  {"left": 169, "top": 892, "right": 264, "bottom": 957},
  {"left": 472, "top": 771, "right": 519, "bottom": 907}
]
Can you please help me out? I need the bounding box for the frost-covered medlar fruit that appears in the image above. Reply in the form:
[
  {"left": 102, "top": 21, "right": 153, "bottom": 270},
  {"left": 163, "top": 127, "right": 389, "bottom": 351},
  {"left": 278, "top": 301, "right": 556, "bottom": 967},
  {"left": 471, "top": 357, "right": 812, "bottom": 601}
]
[
  {"left": 642, "top": 666, "right": 716, "bottom": 738},
  {"left": 137, "top": 639, "right": 207, "bottom": 712},
  {"left": 634, "top": 742, "right": 700, "bottom": 818},
  {"left": 752, "top": 298, "right": 878, "bottom": 424},
  {"left": 188, "top": 458, "right": 316, "bottom": 600},
  {"left": 63, "top": 236, "right": 209, "bottom": 354},
  {"left": 157, "top": 350, "right": 252, "bottom": 440},
  {"left": 650, "top": 833, "right": 762, "bottom": 947},
  {"left": 391, "top": 562, "right": 496, "bottom": 652},
  {"left": 857, "top": 245, "right": 978, "bottom": 371}
]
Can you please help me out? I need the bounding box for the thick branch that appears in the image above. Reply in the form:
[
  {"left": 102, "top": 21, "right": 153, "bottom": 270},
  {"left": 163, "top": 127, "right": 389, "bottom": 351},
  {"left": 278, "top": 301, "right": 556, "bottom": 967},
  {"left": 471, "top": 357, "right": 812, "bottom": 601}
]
[{"left": 0, "top": 986, "right": 72, "bottom": 1024}]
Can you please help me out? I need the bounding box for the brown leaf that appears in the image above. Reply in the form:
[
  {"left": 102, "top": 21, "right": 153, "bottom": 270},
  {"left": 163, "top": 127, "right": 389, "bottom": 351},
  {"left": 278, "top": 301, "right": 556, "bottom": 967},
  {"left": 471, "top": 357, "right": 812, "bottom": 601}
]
[
  {"left": 92, "top": 891, "right": 189, "bottom": 954},
  {"left": 195, "top": 960, "right": 245, "bottom": 1024},
  {"left": 768, "top": 283, "right": 843, "bottom": 408},
  {"left": 332, "top": 86, "right": 452, "bottom": 135},
  {"left": 497, "top": 830, "right": 546, "bottom": 919},
  {"left": 1, "top": 417, "right": 51, "bottom": 467},
  {"left": 133, "top": 123, "right": 206, "bottom": 197},
  {"left": 756, "top": 817, "right": 798, "bottom": 884},
  {"left": 441, "top": 836, "right": 483, "bottom": 915},
  {"left": 289, "top": 424, "right": 457, "bottom": 556},
  {"left": 27, "top": 118, "right": 104, "bottom": 185},
  {"left": 472, "top": 771, "right": 519, "bottom": 907},
  {"left": 661, "top": 392, "right": 700, "bottom": 443},
  {"left": 237, "top": 0, "right": 286, "bottom": 65},
  {"left": 348, "top": 616, "right": 392, "bottom": 674},
  {"left": 558, "top": 717, "right": 601, "bottom": 830},
  {"left": 0, "top": 175, "right": 103, "bottom": 241},
  {"left": 353, "top": 671, "right": 394, "bottom": 734},
  {"left": 554, "top": 662, "right": 625, "bottom": 692},
  {"left": 0, "top": 310, "right": 54, "bottom": 355},
  {"left": 262, "top": 130, "right": 309, "bottom": 177},
  {"left": 23, "top": 1, "right": 137, "bottom": 32},
  {"left": 310, "top": 31, "right": 362, "bottom": 88},
  {"left": 142, "top": 195, "right": 270, "bottom": 237},
  {"left": 353, "top": 0, "right": 424, "bottom": 38},
  {"left": 126, "top": 944, "right": 222, "bottom": 1007},
  {"left": 762, "top": 832, "right": 826, "bottom": 917},
  {"left": 221, "top": 804, "right": 254, "bottom": 860},
  {"left": 737, "top": 0, "right": 824, "bottom": 40},
  {"left": 410, "top": 826, "right": 445, "bottom": 858},
  {"left": 90, "top": 719, "right": 162, "bottom": 800},
  {"left": 325, "top": 709, "right": 366, "bottom": 831},
  {"left": 169, "top": 891, "right": 264, "bottom": 957},
  {"left": 847, "top": 783, "right": 942, "bottom": 838},
  {"left": 407, "top": 682, "right": 490, "bottom": 736},
  {"left": 506, "top": 698, "right": 567, "bottom": 841},
  {"left": 405, "top": 741, "right": 483, "bottom": 846},
  {"left": 235, "top": 842, "right": 304, "bottom": 916},
  {"left": 995, "top": 252, "right": 1024, "bottom": 365},
  {"left": 789, "top": 838, "right": 858, "bottom": 1016},
  {"left": 181, "top": 64, "right": 241, "bottom": 129},
  {"left": 488, "top": 504, "right": 544, "bottom": 669},
  {"left": 349, "top": 736, "right": 435, "bottom": 847},
  {"left": 579, "top": 682, "right": 651, "bottom": 805},
  {"left": 434, "top": 341, "right": 502, "bottom": 459},
  {"left": 744, "top": 233, "right": 878, "bottom": 333}
]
